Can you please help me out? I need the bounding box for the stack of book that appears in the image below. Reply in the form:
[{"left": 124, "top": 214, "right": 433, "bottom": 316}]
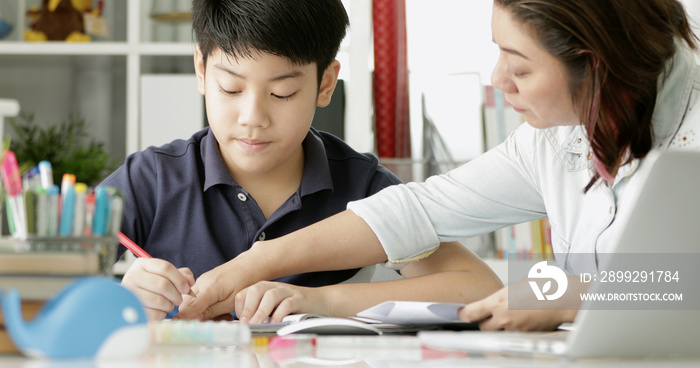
[
  {"left": 483, "top": 86, "right": 554, "bottom": 260},
  {"left": 0, "top": 236, "right": 117, "bottom": 354}
]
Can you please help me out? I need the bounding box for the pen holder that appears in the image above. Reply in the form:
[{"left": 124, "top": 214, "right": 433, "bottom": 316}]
[
  {"left": 0, "top": 236, "right": 119, "bottom": 277},
  {"left": 0, "top": 236, "right": 120, "bottom": 355}
]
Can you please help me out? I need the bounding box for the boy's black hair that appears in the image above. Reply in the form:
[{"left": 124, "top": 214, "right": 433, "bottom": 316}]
[{"left": 192, "top": 0, "right": 349, "bottom": 84}]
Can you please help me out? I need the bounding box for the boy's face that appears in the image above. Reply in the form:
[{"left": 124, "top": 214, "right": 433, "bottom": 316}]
[{"left": 195, "top": 47, "right": 339, "bottom": 178}]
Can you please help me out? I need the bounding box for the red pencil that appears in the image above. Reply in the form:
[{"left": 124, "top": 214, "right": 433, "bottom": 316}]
[
  {"left": 117, "top": 231, "right": 151, "bottom": 258},
  {"left": 117, "top": 231, "right": 196, "bottom": 298}
]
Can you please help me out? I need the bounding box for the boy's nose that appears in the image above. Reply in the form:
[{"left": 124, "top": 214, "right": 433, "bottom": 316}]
[{"left": 238, "top": 95, "right": 270, "bottom": 128}]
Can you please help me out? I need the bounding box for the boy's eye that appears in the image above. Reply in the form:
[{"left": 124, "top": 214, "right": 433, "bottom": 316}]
[
  {"left": 220, "top": 88, "right": 240, "bottom": 96},
  {"left": 272, "top": 92, "right": 296, "bottom": 100}
]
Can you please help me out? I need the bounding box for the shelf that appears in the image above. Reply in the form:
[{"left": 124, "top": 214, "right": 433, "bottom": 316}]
[
  {"left": 0, "top": 42, "right": 130, "bottom": 55},
  {"left": 135, "top": 42, "right": 195, "bottom": 56},
  {"left": 0, "top": 0, "right": 373, "bottom": 169},
  {"left": 0, "top": 41, "right": 194, "bottom": 56}
]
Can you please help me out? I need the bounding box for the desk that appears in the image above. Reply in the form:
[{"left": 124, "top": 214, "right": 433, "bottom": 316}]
[{"left": 1, "top": 336, "right": 700, "bottom": 368}]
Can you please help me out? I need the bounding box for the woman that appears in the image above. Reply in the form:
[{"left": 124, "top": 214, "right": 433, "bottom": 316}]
[{"left": 178, "top": 0, "right": 700, "bottom": 330}]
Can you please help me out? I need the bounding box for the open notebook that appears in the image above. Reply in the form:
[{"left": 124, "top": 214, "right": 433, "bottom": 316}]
[
  {"left": 250, "top": 301, "right": 476, "bottom": 335},
  {"left": 420, "top": 150, "right": 700, "bottom": 359}
]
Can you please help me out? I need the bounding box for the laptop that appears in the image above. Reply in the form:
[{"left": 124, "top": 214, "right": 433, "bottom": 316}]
[{"left": 419, "top": 150, "right": 700, "bottom": 359}]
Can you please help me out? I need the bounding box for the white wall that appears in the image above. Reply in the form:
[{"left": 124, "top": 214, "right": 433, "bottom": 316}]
[
  {"left": 401, "top": 0, "right": 700, "bottom": 179},
  {"left": 406, "top": 1, "right": 495, "bottom": 177}
]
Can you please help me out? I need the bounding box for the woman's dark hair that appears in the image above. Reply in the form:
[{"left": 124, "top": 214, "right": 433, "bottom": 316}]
[
  {"left": 192, "top": 0, "right": 349, "bottom": 85},
  {"left": 495, "top": 0, "right": 699, "bottom": 191}
]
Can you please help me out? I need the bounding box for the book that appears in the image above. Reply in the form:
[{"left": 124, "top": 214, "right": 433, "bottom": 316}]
[
  {"left": 355, "top": 301, "right": 469, "bottom": 326},
  {"left": 248, "top": 313, "right": 331, "bottom": 334},
  {"left": 483, "top": 86, "right": 553, "bottom": 259},
  {"left": 276, "top": 317, "right": 382, "bottom": 336},
  {"left": 250, "top": 301, "right": 479, "bottom": 335}
]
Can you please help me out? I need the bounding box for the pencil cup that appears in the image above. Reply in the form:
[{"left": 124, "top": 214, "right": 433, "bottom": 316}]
[
  {"left": 0, "top": 236, "right": 119, "bottom": 300},
  {"left": 0, "top": 236, "right": 120, "bottom": 355}
]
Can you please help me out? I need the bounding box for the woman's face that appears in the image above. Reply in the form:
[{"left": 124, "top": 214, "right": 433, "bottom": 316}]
[{"left": 490, "top": 4, "right": 581, "bottom": 128}]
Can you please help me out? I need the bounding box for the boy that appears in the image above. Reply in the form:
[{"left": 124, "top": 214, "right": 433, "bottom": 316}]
[{"left": 105, "top": 0, "right": 501, "bottom": 321}]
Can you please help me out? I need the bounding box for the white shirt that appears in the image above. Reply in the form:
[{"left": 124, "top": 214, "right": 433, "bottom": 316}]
[{"left": 348, "top": 42, "right": 700, "bottom": 275}]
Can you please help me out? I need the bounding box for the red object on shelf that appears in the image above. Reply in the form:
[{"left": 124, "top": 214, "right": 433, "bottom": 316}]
[{"left": 373, "top": 0, "right": 411, "bottom": 159}]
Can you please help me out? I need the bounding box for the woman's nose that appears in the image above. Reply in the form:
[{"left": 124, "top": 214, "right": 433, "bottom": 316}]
[{"left": 491, "top": 58, "right": 517, "bottom": 94}]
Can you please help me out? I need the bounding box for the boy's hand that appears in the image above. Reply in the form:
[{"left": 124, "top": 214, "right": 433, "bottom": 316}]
[
  {"left": 120, "top": 257, "right": 195, "bottom": 320},
  {"left": 176, "top": 249, "right": 270, "bottom": 320},
  {"left": 234, "top": 281, "right": 327, "bottom": 324}
]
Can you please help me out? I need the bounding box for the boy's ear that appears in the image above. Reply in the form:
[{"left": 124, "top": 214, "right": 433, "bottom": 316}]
[
  {"left": 194, "top": 46, "right": 206, "bottom": 95},
  {"left": 317, "top": 60, "right": 341, "bottom": 108}
]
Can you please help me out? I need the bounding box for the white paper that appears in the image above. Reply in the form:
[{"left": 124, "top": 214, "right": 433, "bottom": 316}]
[{"left": 356, "top": 301, "right": 466, "bottom": 326}]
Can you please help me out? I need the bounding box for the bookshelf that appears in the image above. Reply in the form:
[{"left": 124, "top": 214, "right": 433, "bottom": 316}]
[
  {"left": 0, "top": 0, "right": 195, "bottom": 164},
  {"left": 0, "top": 0, "right": 374, "bottom": 163},
  {"left": 482, "top": 85, "right": 554, "bottom": 283},
  {"left": 0, "top": 1, "right": 372, "bottom": 274}
]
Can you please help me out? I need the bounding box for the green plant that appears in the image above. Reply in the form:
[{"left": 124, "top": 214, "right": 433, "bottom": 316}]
[{"left": 7, "top": 111, "right": 118, "bottom": 186}]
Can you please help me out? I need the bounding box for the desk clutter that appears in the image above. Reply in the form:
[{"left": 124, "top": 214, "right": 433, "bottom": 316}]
[
  {"left": 1, "top": 151, "right": 124, "bottom": 239},
  {"left": 0, "top": 236, "right": 120, "bottom": 355},
  {"left": 0, "top": 151, "right": 126, "bottom": 355},
  {"left": 1, "top": 276, "right": 252, "bottom": 359},
  {"left": 1, "top": 277, "right": 148, "bottom": 359}
]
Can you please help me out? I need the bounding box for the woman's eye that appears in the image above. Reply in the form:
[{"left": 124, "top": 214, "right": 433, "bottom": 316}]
[{"left": 509, "top": 69, "right": 526, "bottom": 78}]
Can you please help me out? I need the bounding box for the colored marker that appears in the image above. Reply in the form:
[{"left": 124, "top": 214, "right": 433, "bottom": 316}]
[
  {"left": 106, "top": 187, "right": 125, "bottom": 236},
  {"left": 36, "top": 188, "right": 49, "bottom": 236},
  {"left": 83, "top": 192, "right": 95, "bottom": 237},
  {"left": 117, "top": 231, "right": 197, "bottom": 299},
  {"left": 58, "top": 178, "right": 76, "bottom": 236},
  {"left": 38, "top": 160, "right": 54, "bottom": 189},
  {"left": 92, "top": 186, "right": 109, "bottom": 236},
  {"left": 60, "top": 173, "right": 76, "bottom": 197},
  {"left": 47, "top": 185, "right": 60, "bottom": 236},
  {"left": 23, "top": 166, "right": 41, "bottom": 192},
  {"left": 1, "top": 151, "right": 26, "bottom": 238},
  {"left": 24, "top": 189, "right": 36, "bottom": 235},
  {"left": 72, "top": 183, "right": 88, "bottom": 236}
]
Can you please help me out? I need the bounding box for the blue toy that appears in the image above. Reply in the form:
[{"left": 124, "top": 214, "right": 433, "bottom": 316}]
[
  {"left": 1, "top": 277, "right": 150, "bottom": 359},
  {"left": 0, "top": 19, "right": 11, "bottom": 39}
]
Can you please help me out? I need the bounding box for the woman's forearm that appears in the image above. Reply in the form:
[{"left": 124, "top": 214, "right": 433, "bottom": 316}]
[
  {"left": 248, "top": 210, "right": 388, "bottom": 281},
  {"left": 319, "top": 270, "right": 502, "bottom": 318},
  {"left": 318, "top": 241, "right": 504, "bottom": 317}
]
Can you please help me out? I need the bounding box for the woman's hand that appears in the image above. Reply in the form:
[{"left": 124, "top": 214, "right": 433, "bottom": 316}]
[
  {"left": 459, "top": 276, "right": 581, "bottom": 331},
  {"left": 120, "top": 257, "right": 195, "bottom": 320},
  {"left": 234, "top": 281, "right": 329, "bottom": 324}
]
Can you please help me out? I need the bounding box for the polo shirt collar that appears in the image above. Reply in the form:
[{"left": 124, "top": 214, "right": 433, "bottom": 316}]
[
  {"left": 201, "top": 128, "right": 334, "bottom": 195},
  {"left": 202, "top": 130, "right": 236, "bottom": 191},
  {"left": 300, "top": 128, "right": 334, "bottom": 196}
]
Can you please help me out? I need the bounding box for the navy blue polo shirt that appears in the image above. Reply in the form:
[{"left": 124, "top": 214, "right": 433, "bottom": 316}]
[{"left": 102, "top": 127, "right": 401, "bottom": 286}]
